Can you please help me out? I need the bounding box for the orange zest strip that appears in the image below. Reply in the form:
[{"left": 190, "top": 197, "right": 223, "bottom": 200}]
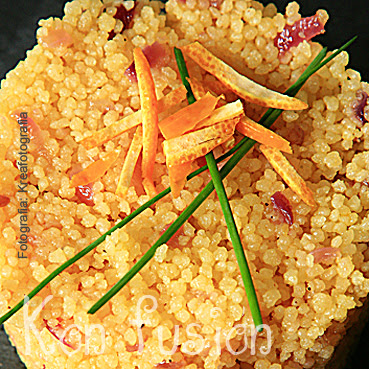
[
  {"left": 165, "top": 135, "right": 233, "bottom": 166},
  {"left": 195, "top": 100, "right": 243, "bottom": 130},
  {"left": 81, "top": 111, "right": 142, "bottom": 150},
  {"left": 187, "top": 76, "right": 232, "bottom": 100},
  {"left": 159, "top": 92, "right": 220, "bottom": 139},
  {"left": 168, "top": 162, "right": 193, "bottom": 198},
  {"left": 181, "top": 42, "right": 308, "bottom": 110},
  {"left": 70, "top": 149, "right": 120, "bottom": 187},
  {"left": 157, "top": 86, "right": 187, "bottom": 112},
  {"left": 116, "top": 126, "right": 143, "bottom": 198},
  {"left": 236, "top": 116, "right": 292, "bottom": 154},
  {"left": 81, "top": 86, "right": 187, "bottom": 150},
  {"left": 164, "top": 119, "right": 237, "bottom": 154},
  {"left": 163, "top": 117, "right": 239, "bottom": 166},
  {"left": 259, "top": 145, "right": 316, "bottom": 207},
  {"left": 134, "top": 47, "right": 159, "bottom": 197},
  {"left": 205, "top": 78, "right": 232, "bottom": 96},
  {"left": 186, "top": 77, "right": 207, "bottom": 100}
]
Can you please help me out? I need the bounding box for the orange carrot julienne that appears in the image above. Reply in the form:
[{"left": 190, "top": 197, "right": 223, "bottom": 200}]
[
  {"left": 81, "top": 86, "right": 186, "bottom": 150},
  {"left": 181, "top": 42, "right": 308, "bottom": 110},
  {"left": 168, "top": 162, "right": 193, "bottom": 198},
  {"left": 237, "top": 116, "right": 292, "bottom": 154},
  {"left": 259, "top": 145, "right": 316, "bottom": 207},
  {"left": 134, "top": 47, "right": 159, "bottom": 196},
  {"left": 70, "top": 150, "right": 120, "bottom": 187},
  {"left": 159, "top": 92, "right": 220, "bottom": 139},
  {"left": 131, "top": 158, "right": 146, "bottom": 197},
  {"left": 116, "top": 126, "right": 143, "bottom": 198}
]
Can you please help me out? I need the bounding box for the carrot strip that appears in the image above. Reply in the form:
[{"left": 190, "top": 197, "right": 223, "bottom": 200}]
[
  {"left": 159, "top": 92, "right": 220, "bottom": 139},
  {"left": 70, "top": 150, "right": 120, "bottom": 187},
  {"left": 168, "top": 162, "right": 193, "bottom": 198},
  {"left": 237, "top": 116, "right": 292, "bottom": 154},
  {"left": 116, "top": 126, "right": 143, "bottom": 198},
  {"left": 195, "top": 100, "right": 243, "bottom": 130},
  {"left": 81, "top": 86, "right": 186, "bottom": 150},
  {"left": 181, "top": 42, "right": 308, "bottom": 110},
  {"left": 134, "top": 47, "right": 159, "bottom": 197},
  {"left": 259, "top": 145, "right": 315, "bottom": 207},
  {"left": 130, "top": 156, "right": 146, "bottom": 197}
]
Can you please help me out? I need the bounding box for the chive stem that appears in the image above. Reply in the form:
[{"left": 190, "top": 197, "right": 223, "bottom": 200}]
[
  {"left": 175, "top": 46, "right": 262, "bottom": 328},
  {"left": 206, "top": 153, "right": 263, "bottom": 328}
]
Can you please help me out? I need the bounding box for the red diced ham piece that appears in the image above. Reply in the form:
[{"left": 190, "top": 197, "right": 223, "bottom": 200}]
[
  {"left": 274, "top": 10, "right": 328, "bottom": 55},
  {"left": 352, "top": 90, "right": 369, "bottom": 125},
  {"left": 75, "top": 184, "right": 95, "bottom": 206},
  {"left": 88, "top": 98, "right": 115, "bottom": 113},
  {"left": 108, "top": 3, "right": 137, "bottom": 40},
  {"left": 310, "top": 247, "right": 341, "bottom": 264},
  {"left": 27, "top": 117, "right": 43, "bottom": 143},
  {"left": 68, "top": 166, "right": 95, "bottom": 206},
  {"left": 159, "top": 223, "right": 185, "bottom": 248},
  {"left": 0, "top": 195, "right": 10, "bottom": 207},
  {"left": 39, "top": 28, "right": 73, "bottom": 49},
  {"left": 44, "top": 319, "right": 79, "bottom": 350},
  {"left": 271, "top": 191, "right": 293, "bottom": 226},
  {"left": 126, "top": 343, "right": 140, "bottom": 352},
  {"left": 125, "top": 42, "right": 170, "bottom": 82},
  {"left": 11, "top": 110, "right": 45, "bottom": 150}
]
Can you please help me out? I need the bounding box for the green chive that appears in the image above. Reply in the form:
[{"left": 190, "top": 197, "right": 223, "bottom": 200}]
[
  {"left": 174, "top": 47, "right": 196, "bottom": 105},
  {"left": 175, "top": 47, "right": 262, "bottom": 328},
  {"left": 0, "top": 37, "right": 356, "bottom": 326}
]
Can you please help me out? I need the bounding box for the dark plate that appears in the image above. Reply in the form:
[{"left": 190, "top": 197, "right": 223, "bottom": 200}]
[{"left": 0, "top": 1, "right": 368, "bottom": 368}]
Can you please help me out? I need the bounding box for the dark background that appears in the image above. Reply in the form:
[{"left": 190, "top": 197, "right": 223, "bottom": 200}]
[{"left": 0, "top": 0, "right": 368, "bottom": 368}]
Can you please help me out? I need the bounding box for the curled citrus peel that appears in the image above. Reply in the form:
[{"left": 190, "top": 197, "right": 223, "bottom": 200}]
[
  {"left": 195, "top": 100, "right": 243, "bottom": 130},
  {"left": 237, "top": 116, "right": 292, "bottom": 154},
  {"left": 70, "top": 149, "right": 120, "bottom": 187},
  {"left": 134, "top": 47, "right": 159, "bottom": 197},
  {"left": 259, "top": 145, "right": 315, "bottom": 207},
  {"left": 167, "top": 136, "right": 232, "bottom": 167},
  {"left": 181, "top": 42, "right": 308, "bottom": 110},
  {"left": 81, "top": 86, "right": 186, "bottom": 150},
  {"left": 116, "top": 126, "right": 143, "bottom": 198},
  {"left": 186, "top": 76, "right": 208, "bottom": 100},
  {"left": 164, "top": 118, "right": 239, "bottom": 167},
  {"left": 159, "top": 92, "right": 220, "bottom": 139}
]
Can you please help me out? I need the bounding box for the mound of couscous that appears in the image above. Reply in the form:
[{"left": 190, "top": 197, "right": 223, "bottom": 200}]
[{"left": 1, "top": 1, "right": 369, "bottom": 369}]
